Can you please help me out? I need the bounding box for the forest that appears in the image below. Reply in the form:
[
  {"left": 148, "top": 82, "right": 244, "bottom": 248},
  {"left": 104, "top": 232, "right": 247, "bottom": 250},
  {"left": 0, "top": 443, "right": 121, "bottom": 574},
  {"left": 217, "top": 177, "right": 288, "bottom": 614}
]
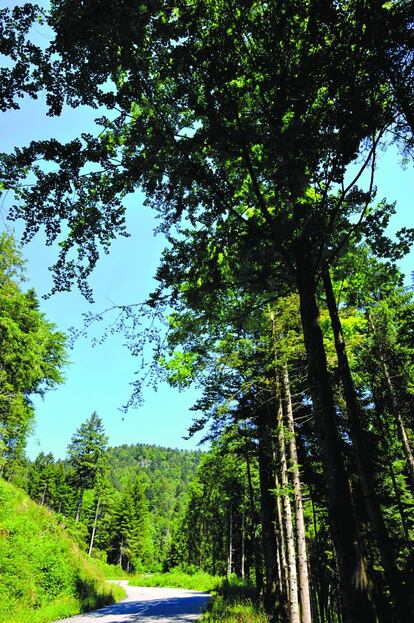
[{"left": 0, "top": 1, "right": 413, "bottom": 623}]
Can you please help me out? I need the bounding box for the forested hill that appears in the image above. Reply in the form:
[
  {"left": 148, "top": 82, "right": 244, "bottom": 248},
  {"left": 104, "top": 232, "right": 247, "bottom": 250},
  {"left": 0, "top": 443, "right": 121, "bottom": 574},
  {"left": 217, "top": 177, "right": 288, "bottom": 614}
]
[
  {"left": 106, "top": 443, "right": 203, "bottom": 558},
  {"left": 25, "top": 437, "right": 203, "bottom": 571},
  {"left": 106, "top": 443, "right": 202, "bottom": 494}
]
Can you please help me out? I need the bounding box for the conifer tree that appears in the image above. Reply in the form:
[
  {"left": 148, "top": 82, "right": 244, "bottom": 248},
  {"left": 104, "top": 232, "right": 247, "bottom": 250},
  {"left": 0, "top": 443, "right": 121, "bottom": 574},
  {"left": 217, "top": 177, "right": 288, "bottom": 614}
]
[{"left": 67, "top": 412, "right": 108, "bottom": 522}]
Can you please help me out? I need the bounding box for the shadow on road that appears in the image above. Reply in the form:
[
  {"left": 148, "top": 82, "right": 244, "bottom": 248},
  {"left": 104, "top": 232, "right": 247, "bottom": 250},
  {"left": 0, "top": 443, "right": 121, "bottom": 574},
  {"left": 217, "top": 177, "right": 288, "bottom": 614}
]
[{"left": 82, "top": 594, "right": 210, "bottom": 621}]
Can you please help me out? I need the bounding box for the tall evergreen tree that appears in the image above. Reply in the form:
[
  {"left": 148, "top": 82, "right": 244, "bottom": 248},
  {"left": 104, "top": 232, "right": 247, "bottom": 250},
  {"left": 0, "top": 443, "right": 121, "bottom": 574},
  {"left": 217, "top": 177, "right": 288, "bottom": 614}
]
[{"left": 67, "top": 412, "right": 108, "bottom": 522}]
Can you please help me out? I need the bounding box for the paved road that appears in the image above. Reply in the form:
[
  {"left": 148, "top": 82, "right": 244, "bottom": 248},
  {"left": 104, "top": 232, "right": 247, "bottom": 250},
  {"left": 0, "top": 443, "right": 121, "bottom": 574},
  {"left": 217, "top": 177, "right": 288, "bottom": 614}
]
[{"left": 52, "top": 581, "right": 210, "bottom": 623}]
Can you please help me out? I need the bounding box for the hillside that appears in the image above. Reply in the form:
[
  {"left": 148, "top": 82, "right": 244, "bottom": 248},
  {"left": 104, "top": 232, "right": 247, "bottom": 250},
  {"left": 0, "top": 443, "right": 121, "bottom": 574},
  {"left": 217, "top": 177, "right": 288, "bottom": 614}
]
[
  {"left": 0, "top": 478, "right": 123, "bottom": 623},
  {"left": 25, "top": 442, "right": 203, "bottom": 570},
  {"left": 105, "top": 443, "right": 203, "bottom": 563}
]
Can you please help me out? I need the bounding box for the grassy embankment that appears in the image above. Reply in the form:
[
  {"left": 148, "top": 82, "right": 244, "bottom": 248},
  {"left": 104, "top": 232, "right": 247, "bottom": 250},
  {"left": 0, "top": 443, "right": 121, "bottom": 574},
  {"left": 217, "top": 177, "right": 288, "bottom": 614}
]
[
  {"left": 202, "top": 577, "right": 268, "bottom": 623},
  {"left": 129, "top": 571, "right": 267, "bottom": 622},
  {"left": 0, "top": 478, "right": 125, "bottom": 623}
]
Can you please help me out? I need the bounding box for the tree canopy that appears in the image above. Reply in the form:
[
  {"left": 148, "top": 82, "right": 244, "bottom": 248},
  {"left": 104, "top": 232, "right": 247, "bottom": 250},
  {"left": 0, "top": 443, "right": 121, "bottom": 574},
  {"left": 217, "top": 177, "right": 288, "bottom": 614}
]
[{"left": 0, "top": 2, "right": 413, "bottom": 622}]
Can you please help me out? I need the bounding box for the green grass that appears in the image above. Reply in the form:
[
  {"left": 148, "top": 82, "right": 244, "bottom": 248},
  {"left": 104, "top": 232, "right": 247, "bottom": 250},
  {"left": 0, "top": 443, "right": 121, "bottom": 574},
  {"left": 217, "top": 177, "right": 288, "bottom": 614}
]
[
  {"left": 129, "top": 569, "right": 267, "bottom": 622},
  {"left": 129, "top": 568, "right": 221, "bottom": 592},
  {"left": 0, "top": 478, "right": 125, "bottom": 623},
  {"left": 90, "top": 557, "right": 129, "bottom": 580},
  {"left": 201, "top": 577, "right": 268, "bottom": 623},
  {"left": 202, "top": 596, "right": 268, "bottom": 623}
]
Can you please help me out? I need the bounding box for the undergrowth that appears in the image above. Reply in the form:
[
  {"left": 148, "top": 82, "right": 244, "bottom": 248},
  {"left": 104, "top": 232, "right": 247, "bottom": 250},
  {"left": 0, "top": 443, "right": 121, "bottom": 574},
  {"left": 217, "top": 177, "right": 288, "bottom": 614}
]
[
  {"left": 0, "top": 479, "right": 125, "bottom": 623},
  {"left": 129, "top": 568, "right": 221, "bottom": 592},
  {"left": 202, "top": 576, "right": 268, "bottom": 623}
]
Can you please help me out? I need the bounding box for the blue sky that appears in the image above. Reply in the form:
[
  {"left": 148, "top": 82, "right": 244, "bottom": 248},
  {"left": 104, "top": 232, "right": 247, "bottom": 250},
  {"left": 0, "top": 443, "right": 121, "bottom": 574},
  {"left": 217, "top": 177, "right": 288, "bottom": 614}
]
[
  {"left": 0, "top": 9, "right": 413, "bottom": 460},
  {"left": 0, "top": 95, "right": 208, "bottom": 458}
]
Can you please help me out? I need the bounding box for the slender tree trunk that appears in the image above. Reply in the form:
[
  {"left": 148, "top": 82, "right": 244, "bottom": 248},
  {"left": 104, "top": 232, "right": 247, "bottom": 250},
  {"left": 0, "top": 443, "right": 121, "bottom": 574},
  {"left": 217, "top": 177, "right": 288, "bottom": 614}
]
[
  {"left": 119, "top": 538, "right": 124, "bottom": 568},
  {"left": 382, "top": 362, "right": 414, "bottom": 491},
  {"left": 227, "top": 506, "right": 233, "bottom": 578},
  {"left": 258, "top": 414, "right": 282, "bottom": 620},
  {"left": 282, "top": 365, "right": 313, "bottom": 623},
  {"left": 246, "top": 445, "right": 264, "bottom": 594},
  {"left": 371, "top": 389, "right": 411, "bottom": 543},
  {"left": 367, "top": 313, "right": 414, "bottom": 494},
  {"left": 241, "top": 512, "right": 246, "bottom": 580},
  {"left": 311, "top": 495, "right": 326, "bottom": 623},
  {"left": 275, "top": 468, "right": 289, "bottom": 611},
  {"left": 41, "top": 482, "right": 47, "bottom": 506},
  {"left": 294, "top": 243, "right": 376, "bottom": 623},
  {"left": 276, "top": 387, "right": 300, "bottom": 623},
  {"left": 75, "top": 486, "right": 84, "bottom": 522},
  {"left": 88, "top": 496, "right": 101, "bottom": 556},
  {"left": 323, "top": 268, "right": 406, "bottom": 621}
]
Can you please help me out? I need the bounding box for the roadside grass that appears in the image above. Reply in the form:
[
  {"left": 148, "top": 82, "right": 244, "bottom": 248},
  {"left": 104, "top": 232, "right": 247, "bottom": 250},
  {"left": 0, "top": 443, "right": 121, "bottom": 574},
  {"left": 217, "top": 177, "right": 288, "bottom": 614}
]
[
  {"left": 128, "top": 568, "right": 221, "bottom": 592},
  {"left": 129, "top": 569, "right": 267, "bottom": 622},
  {"left": 0, "top": 478, "right": 125, "bottom": 623},
  {"left": 90, "top": 557, "right": 129, "bottom": 580},
  {"left": 201, "top": 577, "right": 268, "bottom": 623}
]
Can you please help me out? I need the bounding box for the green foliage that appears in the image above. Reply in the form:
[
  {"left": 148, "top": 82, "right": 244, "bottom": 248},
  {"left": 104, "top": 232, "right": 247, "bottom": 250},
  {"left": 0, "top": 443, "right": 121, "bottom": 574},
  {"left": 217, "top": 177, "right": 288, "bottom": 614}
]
[
  {"left": 202, "top": 577, "right": 266, "bottom": 623},
  {"left": 105, "top": 443, "right": 202, "bottom": 565},
  {"left": 0, "top": 478, "right": 124, "bottom": 623},
  {"left": 129, "top": 569, "right": 221, "bottom": 592},
  {"left": 109, "top": 475, "right": 153, "bottom": 571},
  {"left": 1, "top": 2, "right": 414, "bottom": 620},
  {"left": 68, "top": 411, "right": 108, "bottom": 491},
  {"left": 25, "top": 442, "right": 202, "bottom": 572},
  {"left": 0, "top": 234, "right": 67, "bottom": 473}
]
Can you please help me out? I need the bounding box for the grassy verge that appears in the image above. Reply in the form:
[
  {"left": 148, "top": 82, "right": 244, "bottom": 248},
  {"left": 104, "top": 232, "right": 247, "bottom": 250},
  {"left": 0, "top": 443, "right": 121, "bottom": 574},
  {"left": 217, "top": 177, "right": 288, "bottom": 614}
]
[
  {"left": 90, "top": 558, "right": 129, "bottom": 580},
  {"left": 0, "top": 479, "right": 125, "bottom": 623},
  {"left": 201, "top": 577, "right": 268, "bottom": 623},
  {"left": 128, "top": 569, "right": 221, "bottom": 592}
]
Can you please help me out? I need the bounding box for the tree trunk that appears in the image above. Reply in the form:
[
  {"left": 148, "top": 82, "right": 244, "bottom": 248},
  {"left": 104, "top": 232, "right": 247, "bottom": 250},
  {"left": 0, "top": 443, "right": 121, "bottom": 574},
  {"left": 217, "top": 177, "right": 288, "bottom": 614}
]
[
  {"left": 276, "top": 385, "right": 300, "bottom": 623},
  {"left": 241, "top": 511, "right": 246, "bottom": 580},
  {"left": 294, "top": 242, "right": 376, "bottom": 623},
  {"left": 282, "top": 365, "right": 313, "bottom": 623},
  {"left": 311, "top": 494, "right": 326, "bottom": 623},
  {"left": 367, "top": 313, "right": 414, "bottom": 494},
  {"left": 371, "top": 388, "right": 411, "bottom": 543},
  {"left": 227, "top": 505, "right": 233, "bottom": 578},
  {"left": 41, "top": 482, "right": 47, "bottom": 506},
  {"left": 258, "top": 414, "right": 283, "bottom": 620},
  {"left": 275, "top": 469, "right": 289, "bottom": 611},
  {"left": 75, "top": 486, "right": 84, "bottom": 522},
  {"left": 88, "top": 496, "right": 101, "bottom": 556},
  {"left": 246, "top": 445, "right": 264, "bottom": 594},
  {"left": 323, "top": 268, "right": 406, "bottom": 621},
  {"left": 383, "top": 362, "right": 414, "bottom": 492}
]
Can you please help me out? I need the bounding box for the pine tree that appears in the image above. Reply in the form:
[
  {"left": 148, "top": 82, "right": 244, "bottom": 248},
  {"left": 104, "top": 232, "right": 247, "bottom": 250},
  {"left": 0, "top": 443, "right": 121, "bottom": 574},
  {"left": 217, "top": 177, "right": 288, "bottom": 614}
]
[{"left": 67, "top": 412, "right": 108, "bottom": 522}]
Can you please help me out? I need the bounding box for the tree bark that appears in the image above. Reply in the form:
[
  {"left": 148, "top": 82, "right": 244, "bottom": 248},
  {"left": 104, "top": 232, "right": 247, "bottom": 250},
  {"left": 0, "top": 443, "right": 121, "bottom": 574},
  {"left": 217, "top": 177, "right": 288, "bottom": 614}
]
[
  {"left": 367, "top": 313, "right": 414, "bottom": 494},
  {"left": 275, "top": 469, "right": 289, "bottom": 609},
  {"left": 371, "top": 388, "right": 411, "bottom": 543},
  {"left": 276, "top": 384, "right": 300, "bottom": 623},
  {"left": 41, "top": 482, "right": 47, "bottom": 506},
  {"left": 323, "top": 268, "right": 407, "bottom": 621},
  {"left": 294, "top": 242, "right": 376, "bottom": 623},
  {"left": 227, "top": 506, "right": 233, "bottom": 578},
  {"left": 282, "top": 365, "right": 313, "bottom": 623},
  {"left": 88, "top": 496, "right": 101, "bottom": 556},
  {"left": 241, "top": 511, "right": 246, "bottom": 580},
  {"left": 246, "top": 445, "right": 264, "bottom": 594},
  {"left": 258, "top": 414, "right": 283, "bottom": 620},
  {"left": 311, "top": 494, "right": 326, "bottom": 623}
]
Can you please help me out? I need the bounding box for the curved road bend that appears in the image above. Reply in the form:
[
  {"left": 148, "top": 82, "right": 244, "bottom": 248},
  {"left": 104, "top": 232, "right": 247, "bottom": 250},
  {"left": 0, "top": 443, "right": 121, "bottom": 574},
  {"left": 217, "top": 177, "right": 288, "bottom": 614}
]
[{"left": 52, "top": 581, "right": 211, "bottom": 623}]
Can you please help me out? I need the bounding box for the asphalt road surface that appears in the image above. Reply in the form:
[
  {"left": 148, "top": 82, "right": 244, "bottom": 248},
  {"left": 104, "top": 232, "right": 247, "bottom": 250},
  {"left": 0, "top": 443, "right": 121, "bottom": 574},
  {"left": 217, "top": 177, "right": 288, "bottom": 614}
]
[{"left": 52, "top": 581, "right": 211, "bottom": 623}]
